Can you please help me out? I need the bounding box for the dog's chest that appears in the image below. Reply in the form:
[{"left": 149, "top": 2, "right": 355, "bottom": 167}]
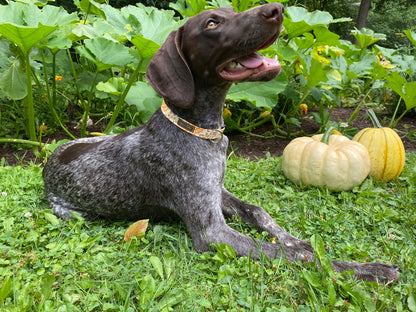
[{"left": 167, "top": 136, "right": 228, "bottom": 183}]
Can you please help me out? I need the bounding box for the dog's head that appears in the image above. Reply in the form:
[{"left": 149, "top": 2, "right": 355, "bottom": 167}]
[{"left": 146, "top": 3, "right": 284, "bottom": 108}]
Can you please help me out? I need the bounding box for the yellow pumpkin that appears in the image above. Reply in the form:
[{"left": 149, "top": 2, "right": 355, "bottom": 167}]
[
  {"left": 282, "top": 128, "right": 370, "bottom": 191},
  {"left": 352, "top": 110, "right": 405, "bottom": 181}
]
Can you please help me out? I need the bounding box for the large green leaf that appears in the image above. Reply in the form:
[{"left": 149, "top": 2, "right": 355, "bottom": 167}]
[
  {"left": 285, "top": 20, "right": 318, "bottom": 41},
  {"left": 71, "top": 20, "right": 133, "bottom": 42},
  {"left": 284, "top": 7, "right": 340, "bottom": 47},
  {"left": 351, "top": 28, "right": 386, "bottom": 50},
  {"left": 85, "top": 2, "right": 180, "bottom": 44},
  {"left": 40, "top": 29, "right": 73, "bottom": 52},
  {"left": 78, "top": 0, "right": 105, "bottom": 18},
  {"left": 35, "top": 5, "right": 79, "bottom": 26},
  {"left": 130, "top": 35, "right": 160, "bottom": 60},
  {"left": 71, "top": 23, "right": 102, "bottom": 41},
  {"left": 272, "top": 43, "right": 299, "bottom": 63},
  {"left": 0, "top": 2, "right": 77, "bottom": 53},
  {"left": 305, "top": 57, "right": 329, "bottom": 90},
  {"left": 76, "top": 38, "right": 135, "bottom": 72},
  {"left": 0, "top": 2, "right": 77, "bottom": 27},
  {"left": 312, "top": 26, "right": 340, "bottom": 47},
  {"left": 227, "top": 74, "right": 288, "bottom": 109},
  {"left": 386, "top": 72, "right": 416, "bottom": 111},
  {"left": 124, "top": 81, "right": 162, "bottom": 122},
  {"left": 292, "top": 32, "right": 315, "bottom": 50},
  {"left": 347, "top": 54, "right": 377, "bottom": 79},
  {"left": 169, "top": 0, "right": 207, "bottom": 17},
  {"left": 404, "top": 29, "right": 416, "bottom": 47},
  {"left": 0, "top": 61, "right": 27, "bottom": 100},
  {"left": 95, "top": 2, "right": 142, "bottom": 41},
  {"left": 286, "top": 6, "right": 333, "bottom": 24},
  {"left": 121, "top": 4, "right": 182, "bottom": 45},
  {"left": 96, "top": 77, "right": 126, "bottom": 96},
  {"left": 0, "top": 23, "right": 57, "bottom": 54}
]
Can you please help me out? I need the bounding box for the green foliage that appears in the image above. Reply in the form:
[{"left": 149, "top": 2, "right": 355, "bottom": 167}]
[
  {"left": 0, "top": 0, "right": 415, "bottom": 151},
  {"left": 368, "top": 0, "right": 416, "bottom": 49},
  {"left": 0, "top": 0, "right": 182, "bottom": 149},
  {"left": 352, "top": 27, "right": 386, "bottom": 51},
  {"left": 1, "top": 154, "right": 416, "bottom": 310}
]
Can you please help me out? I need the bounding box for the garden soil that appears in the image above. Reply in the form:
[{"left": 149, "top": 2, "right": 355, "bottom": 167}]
[{"left": 1, "top": 108, "right": 415, "bottom": 165}]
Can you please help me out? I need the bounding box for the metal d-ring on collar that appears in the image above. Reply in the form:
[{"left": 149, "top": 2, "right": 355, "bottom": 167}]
[
  {"left": 209, "top": 129, "right": 224, "bottom": 144},
  {"left": 161, "top": 101, "right": 225, "bottom": 144}
]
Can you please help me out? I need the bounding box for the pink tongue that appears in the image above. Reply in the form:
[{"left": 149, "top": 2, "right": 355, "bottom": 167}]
[{"left": 237, "top": 53, "right": 264, "bottom": 68}]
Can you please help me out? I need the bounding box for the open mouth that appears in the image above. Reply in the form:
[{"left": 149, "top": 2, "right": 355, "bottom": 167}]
[{"left": 219, "top": 34, "right": 281, "bottom": 81}]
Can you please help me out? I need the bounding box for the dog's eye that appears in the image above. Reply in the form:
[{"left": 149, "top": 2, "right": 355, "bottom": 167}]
[{"left": 205, "top": 20, "right": 218, "bottom": 29}]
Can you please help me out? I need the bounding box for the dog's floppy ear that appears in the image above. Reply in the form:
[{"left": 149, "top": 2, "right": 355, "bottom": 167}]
[{"left": 146, "top": 27, "right": 195, "bottom": 109}]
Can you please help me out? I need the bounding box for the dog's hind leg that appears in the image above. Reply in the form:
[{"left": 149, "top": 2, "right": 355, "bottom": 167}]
[{"left": 46, "top": 193, "right": 91, "bottom": 220}]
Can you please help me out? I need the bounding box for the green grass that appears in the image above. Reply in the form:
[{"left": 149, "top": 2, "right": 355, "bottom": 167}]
[{"left": 0, "top": 154, "right": 415, "bottom": 311}]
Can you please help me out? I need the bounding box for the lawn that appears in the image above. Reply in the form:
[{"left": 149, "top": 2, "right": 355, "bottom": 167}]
[{"left": 0, "top": 154, "right": 415, "bottom": 311}]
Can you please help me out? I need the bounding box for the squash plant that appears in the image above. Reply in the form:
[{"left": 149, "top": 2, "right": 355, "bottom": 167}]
[
  {"left": 282, "top": 127, "right": 370, "bottom": 191},
  {"left": 0, "top": 2, "right": 77, "bottom": 154},
  {"left": 353, "top": 109, "right": 405, "bottom": 182}
]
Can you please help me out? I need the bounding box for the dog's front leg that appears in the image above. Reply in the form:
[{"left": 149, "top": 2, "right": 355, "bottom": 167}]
[
  {"left": 180, "top": 197, "right": 310, "bottom": 262},
  {"left": 221, "top": 187, "right": 315, "bottom": 261},
  {"left": 221, "top": 187, "right": 314, "bottom": 254}
]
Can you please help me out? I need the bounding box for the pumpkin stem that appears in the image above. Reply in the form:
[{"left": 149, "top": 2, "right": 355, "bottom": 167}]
[
  {"left": 367, "top": 109, "right": 383, "bottom": 128},
  {"left": 321, "top": 126, "right": 336, "bottom": 144}
]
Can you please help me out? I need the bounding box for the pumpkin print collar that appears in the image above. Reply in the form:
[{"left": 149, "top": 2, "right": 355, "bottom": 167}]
[{"left": 161, "top": 101, "right": 225, "bottom": 143}]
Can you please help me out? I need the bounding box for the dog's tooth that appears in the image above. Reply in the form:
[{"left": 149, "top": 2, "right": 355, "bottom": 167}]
[
  {"left": 262, "top": 59, "right": 269, "bottom": 67},
  {"left": 236, "top": 63, "right": 243, "bottom": 68},
  {"left": 274, "top": 55, "right": 278, "bottom": 61}
]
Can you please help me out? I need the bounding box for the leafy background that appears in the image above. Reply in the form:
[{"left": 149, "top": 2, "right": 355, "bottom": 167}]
[{"left": 0, "top": 0, "right": 415, "bottom": 152}]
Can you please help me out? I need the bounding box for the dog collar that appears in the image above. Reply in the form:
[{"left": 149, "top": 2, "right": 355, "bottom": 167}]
[{"left": 161, "top": 101, "right": 225, "bottom": 142}]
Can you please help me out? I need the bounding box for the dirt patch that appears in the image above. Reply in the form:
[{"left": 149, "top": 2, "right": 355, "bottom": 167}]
[{"left": 1, "top": 108, "right": 415, "bottom": 165}]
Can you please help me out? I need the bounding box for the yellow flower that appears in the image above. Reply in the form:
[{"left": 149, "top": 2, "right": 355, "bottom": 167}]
[
  {"left": 259, "top": 109, "right": 271, "bottom": 119},
  {"left": 315, "top": 45, "right": 328, "bottom": 55},
  {"left": 311, "top": 51, "right": 330, "bottom": 65},
  {"left": 223, "top": 107, "right": 232, "bottom": 119},
  {"left": 55, "top": 75, "right": 63, "bottom": 82},
  {"left": 299, "top": 104, "right": 308, "bottom": 115},
  {"left": 377, "top": 52, "right": 396, "bottom": 70},
  {"left": 329, "top": 46, "right": 345, "bottom": 57}
]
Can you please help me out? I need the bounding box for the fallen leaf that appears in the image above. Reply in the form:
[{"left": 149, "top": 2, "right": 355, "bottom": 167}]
[{"left": 124, "top": 219, "right": 149, "bottom": 242}]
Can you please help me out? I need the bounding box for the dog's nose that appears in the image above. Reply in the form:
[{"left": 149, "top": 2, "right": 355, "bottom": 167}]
[{"left": 262, "top": 3, "right": 284, "bottom": 22}]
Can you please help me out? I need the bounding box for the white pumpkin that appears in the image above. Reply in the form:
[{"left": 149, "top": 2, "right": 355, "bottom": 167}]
[{"left": 282, "top": 130, "right": 371, "bottom": 191}]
